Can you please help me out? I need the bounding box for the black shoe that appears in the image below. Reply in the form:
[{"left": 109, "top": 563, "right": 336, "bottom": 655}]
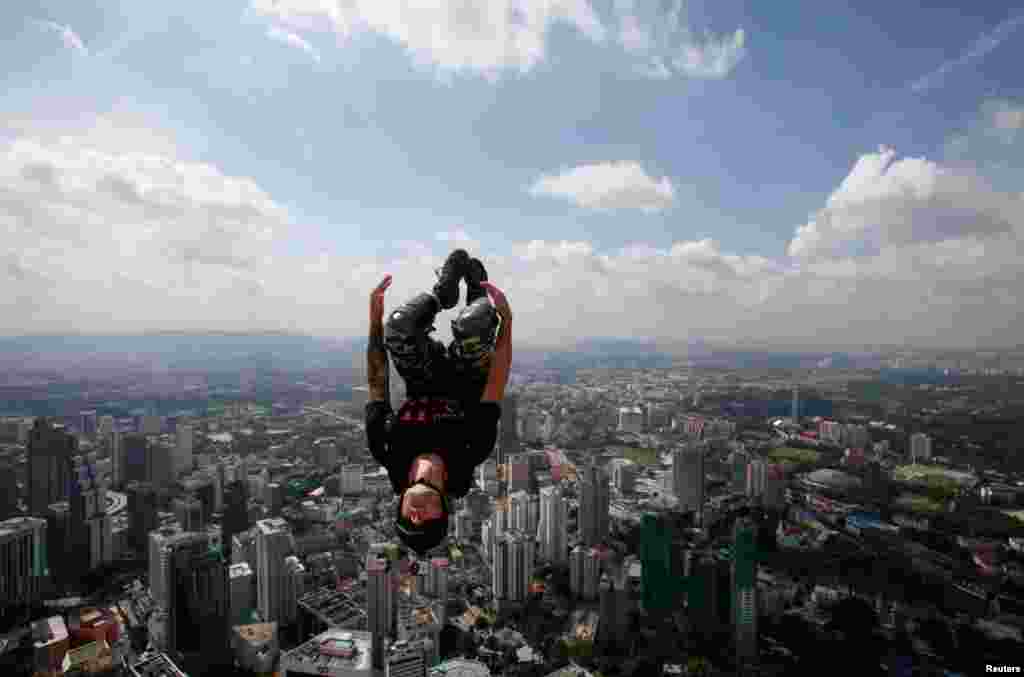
[
  {"left": 433, "top": 249, "right": 470, "bottom": 310},
  {"left": 464, "top": 257, "right": 488, "bottom": 304}
]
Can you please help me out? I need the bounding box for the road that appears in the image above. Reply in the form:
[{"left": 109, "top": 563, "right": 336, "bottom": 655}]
[{"left": 304, "top": 406, "right": 363, "bottom": 428}]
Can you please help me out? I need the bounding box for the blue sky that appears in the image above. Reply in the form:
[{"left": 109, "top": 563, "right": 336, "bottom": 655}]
[{"left": 1, "top": 1, "right": 1023, "bottom": 349}]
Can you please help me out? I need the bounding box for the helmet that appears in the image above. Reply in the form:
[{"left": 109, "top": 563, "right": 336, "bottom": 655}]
[{"left": 394, "top": 482, "right": 451, "bottom": 556}]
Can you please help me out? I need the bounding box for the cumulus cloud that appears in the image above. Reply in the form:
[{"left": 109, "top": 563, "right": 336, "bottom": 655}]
[
  {"left": 266, "top": 25, "right": 321, "bottom": 62},
  {"left": 529, "top": 161, "right": 675, "bottom": 212},
  {"left": 31, "top": 19, "right": 88, "bottom": 55},
  {"left": 787, "top": 146, "right": 1021, "bottom": 260},
  {"left": 249, "top": 0, "right": 744, "bottom": 80}
]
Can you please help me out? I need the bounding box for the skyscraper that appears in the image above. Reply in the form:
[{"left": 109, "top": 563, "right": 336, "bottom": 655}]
[
  {"left": 732, "top": 517, "right": 758, "bottom": 666},
  {"left": 28, "top": 420, "right": 76, "bottom": 516},
  {"left": 673, "top": 443, "right": 705, "bottom": 517},
  {"left": 910, "top": 433, "right": 932, "bottom": 463},
  {"left": 121, "top": 435, "right": 149, "bottom": 485},
  {"left": 174, "top": 424, "right": 193, "bottom": 477},
  {"left": 640, "top": 513, "right": 677, "bottom": 614},
  {"left": 173, "top": 495, "right": 204, "bottom": 532},
  {"left": 126, "top": 481, "right": 159, "bottom": 554},
  {"left": 578, "top": 461, "right": 610, "bottom": 547},
  {"left": 256, "top": 518, "right": 296, "bottom": 625},
  {"left": 539, "top": 485, "right": 567, "bottom": 564},
  {"left": 367, "top": 554, "right": 394, "bottom": 670},
  {"left": 222, "top": 480, "right": 249, "bottom": 562},
  {"left": 0, "top": 516, "right": 48, "bottom": 613},
  {"left": 171, "top": 537, "right": 230, "bottom": 664},
  {"left": 0, "top": 459, "right": 18, "bottom": 519},
  {"left": 500, "top": 394, "right": 519, "bottom": 461}
]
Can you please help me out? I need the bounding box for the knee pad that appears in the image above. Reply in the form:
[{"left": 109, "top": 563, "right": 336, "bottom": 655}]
[{"left": 451, "top": 300, "right": 499, "bottom": 360}]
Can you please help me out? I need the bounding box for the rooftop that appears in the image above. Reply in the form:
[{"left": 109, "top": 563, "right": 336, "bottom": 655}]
[{"left": 281, "top": 629, "right": 372, "bottom": 673}]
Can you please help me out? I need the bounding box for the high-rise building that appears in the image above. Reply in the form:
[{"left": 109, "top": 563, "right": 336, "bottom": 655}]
[
  {"left": 422, "top": 558, "right": 449, "bottom": 619},
  {"left": 730, "top": 449, "right": 750, "bottom": 493},
  {"left": 97, "top": 415, "right": 115, "bottom": 438},
  {"left": 910, "top": 433, "right": 932, "bottom": 463},
  {"left": 569, "top": 545, "right": 585, "bottom": 599},
  {"left": 367, "top": 555, "right": 394, "bottom": 670},
  {"left": 229, "top": 562, "right": 256, "bottom": 626},
  {"left": 791, "top": 388, "right": 799, "bottom": 422},
  {"left": 673, "top": 443, "right": 705, "bottom": 518},
  {"left": 146, "top": 437, "right": 173, "bottom": 487},
  {"left": 256, "top": 518, "right": 297, "bottom": 625},
  {"left": 174, "top": 424, "right": 193, "bottom": 477},
  {"left": 150, "top": 526, "right": 186, "bottom": 609},
  {"left": 67, "top": 451, "right": 113, "bottom": 571},
  {"left": 640, "top": 513, "right": 677, "bottom": 614},
  {"left": 508, "top": 490, "right": 538, "bottom": 535},
  {"left": 171, "top": 537, "right": 230, "bottom": 664},
  {"left": 491, "top": 531, "right": 533, "bottom": 602},
  {"left": 126, "top": 481, "right": 159, "bottom": 554},
  {"left": 500, "top": 394, "right": 519, "bottom": 461},
  {"left": 0, "top": 516, "right": 48, "bottom": 611},
  {"left": 0, "top": 460, "right": 17, "bottom": 519},
  {"left": 845, "top": 424, "right": 870, "bottom": 450},
  {"left": 121, "top": 435, "right": 148, "bottom": 485},
  {"left": 578, "top": 461, "right": 609, "bottom": 547},
  {"left": 746, "top": 459, "right": 767, "bottom": 499},
  {"left": 610, "top": 459, "right": 637, "bottom": 495},
  {"left": 106, "top": 430, "right": 124, "bottom": 486},
  {"left": 732, "top": 518, "right": 758, "bottom": 666},
  {"left": 617, "top": 407, "right": 644, "bottom": 434},
  {"left": 222, "top": 480, "right": 249, "bottom": 561},
  {"left": 341, "top": 464, "right": 364, "bottom": 495},
  {"left": 45, "top": 502, "right": 75, "bottom": 588},
  {"left": 539, "top": 485, "right": 567, "bottom": 564},
  {"left": 505, "top": 454, "right": 530, "bottom": 493},
  {"left": 80, "top": 410, "right": 98, "bottom": 437},
  {"left": 818, "top": 420, "right": 843, "bottom": 444},
  {"left": 141, "top": 414, "right": 162, "bottom": 437},
  {"left": 173, "top": 495, "right": 204, "bottom": 532},
  {"left": 28, "top": 420, "right": 76, "bottom": 515},
  {"left": 315, "top": 441, "right": 339, "bottom": 471}
]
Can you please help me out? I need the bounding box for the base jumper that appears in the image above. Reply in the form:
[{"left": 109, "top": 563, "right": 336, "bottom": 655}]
[{"left": 365, "top": 249, "right": 512, "bottom": 556}]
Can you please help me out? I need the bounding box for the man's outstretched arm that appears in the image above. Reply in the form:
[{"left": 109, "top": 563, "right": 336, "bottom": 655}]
[
  {"left": 367, "top": 274, "right": 393, "bottom": 403},
  {"left": 366, "top": 275, "right": 393, "bottom": 468},
  {"left": 481, "top": 281, "right": 512, "bottom": 403}
]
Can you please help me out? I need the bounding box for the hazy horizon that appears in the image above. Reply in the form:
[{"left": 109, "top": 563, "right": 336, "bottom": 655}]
[{"left": 2, "top": 2, "right": 1023, "bottom": 349}]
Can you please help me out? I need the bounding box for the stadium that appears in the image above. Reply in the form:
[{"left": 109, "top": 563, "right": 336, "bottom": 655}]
[{"left": 799, "top": 468, "right": 863, "bottom": 494}]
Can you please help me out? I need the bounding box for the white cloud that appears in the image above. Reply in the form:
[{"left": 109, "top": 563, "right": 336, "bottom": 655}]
[
  {"left": 529, "top": 161, "right": 676, "bottom": 212},
  {"left": 31, "top": 19, "right": 88, "bottom": 55},
  {"left": 615, "top": 0, "right": 746, "bottom": 79},
  {"left": 266, "top": 25, "right": 321, "bottom": 62},
  {"left": 249, "top": 0, "right": 744, "bottom": 80},
  {"left": 787, "top": 146, "right": 1021, "bottom": 260}
]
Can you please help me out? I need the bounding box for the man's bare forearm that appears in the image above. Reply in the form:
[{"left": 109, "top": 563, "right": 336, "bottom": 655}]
[
  {"left": 482, "top": 318, "right": 511, "bottom": 402},
  {"left": 367, "top": 320, "right": 389, "bottom": 402}
]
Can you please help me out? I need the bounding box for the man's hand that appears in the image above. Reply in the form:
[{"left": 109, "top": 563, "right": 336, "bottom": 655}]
[
  {"left": 370, "top": 274, "right": 393, "bottom": 327},
  {"left": 479, "top": 281, "right": 511, "bottom": 324}
]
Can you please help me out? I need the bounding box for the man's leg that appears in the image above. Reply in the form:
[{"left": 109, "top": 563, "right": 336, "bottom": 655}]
[
  {"left": 384, "top": 250, "right": 469, "bottom": 398},
  {"left": 448, "top": 258, "right": 499, "bottom": 403},
  {"left": 384, "top": 293, "right": 450, "bottom": 398}
]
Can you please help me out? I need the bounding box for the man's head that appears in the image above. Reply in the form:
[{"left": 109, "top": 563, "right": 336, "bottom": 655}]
[{"left": 395, "top": 452, "right": 451, "bottom": 555}]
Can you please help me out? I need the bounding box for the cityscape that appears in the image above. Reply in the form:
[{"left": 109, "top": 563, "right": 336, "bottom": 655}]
[{"left": 1, "top": 339, "right": 1024, "bottom": 676}]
